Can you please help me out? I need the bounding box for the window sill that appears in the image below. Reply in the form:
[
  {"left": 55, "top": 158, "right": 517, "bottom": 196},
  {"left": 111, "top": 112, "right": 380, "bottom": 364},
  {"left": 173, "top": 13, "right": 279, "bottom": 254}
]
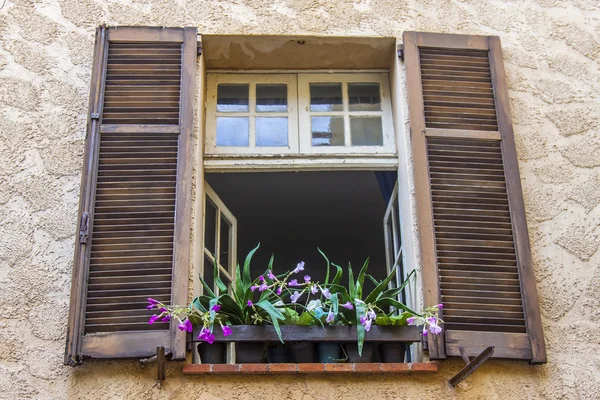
[{"left": 182, "top": 362, "right": 438, "bottom": 375}]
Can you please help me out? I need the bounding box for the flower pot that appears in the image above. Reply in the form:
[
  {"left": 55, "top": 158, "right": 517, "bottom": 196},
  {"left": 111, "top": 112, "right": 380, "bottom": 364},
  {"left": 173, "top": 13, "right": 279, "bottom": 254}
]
[
  {"left": 266, "top": 346, "right": 290, "bottom": 363},
  {"left": 235, "top": 342, "right": 266, "bottom": 364},
  {"left": 198, "top": 342, "right": 227, "bottom": 364},
  {"left": 344, "top": 342, "right": 377, "bottom": 363},
  {"left": 378, "top": 343, "right": 406, "bottom": 363},
  {"left": 317, "top": 342, "right": 343, "bottom": 363},
  {"left": 289, "top": 342, "right": 317, "bottom": 363}
]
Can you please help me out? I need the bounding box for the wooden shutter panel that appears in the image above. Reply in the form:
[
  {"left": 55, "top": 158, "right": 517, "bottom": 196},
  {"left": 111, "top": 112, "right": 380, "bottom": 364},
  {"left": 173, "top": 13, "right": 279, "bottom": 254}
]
[
  {"left": 65, "top": 26, "right": 196, "bottom": 365},
  {"left": 404, "top": 32, "right": 546, "bottom": 364}
]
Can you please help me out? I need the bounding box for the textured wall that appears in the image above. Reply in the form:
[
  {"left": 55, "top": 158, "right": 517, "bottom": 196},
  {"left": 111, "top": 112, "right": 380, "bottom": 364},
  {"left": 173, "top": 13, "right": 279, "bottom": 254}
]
[{"left": 1, "top": 0, "right": 599, "bottom": 399}]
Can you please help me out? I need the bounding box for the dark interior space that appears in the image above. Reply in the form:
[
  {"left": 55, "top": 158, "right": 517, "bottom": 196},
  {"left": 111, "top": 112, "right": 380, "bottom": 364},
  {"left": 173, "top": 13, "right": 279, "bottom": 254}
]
[{"left": 205, "top": 171, "right": 396, "bottom": 287}]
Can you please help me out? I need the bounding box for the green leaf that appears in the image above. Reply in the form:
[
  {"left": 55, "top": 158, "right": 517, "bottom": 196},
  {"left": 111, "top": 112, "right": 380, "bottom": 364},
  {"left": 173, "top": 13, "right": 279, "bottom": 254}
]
[
  {"left": 199, "top": 274, "right": 216, "bottom": 298},
  {"left": 356, "top": 257, "right": 370, "bottom": 299},
  {"left": 348, "top": 263, "right": 356, "bottom": 300},
  {"left": 243, "top": 243, "right": 260, "bottom": 289},
  {"left": 366, "top": 274, "right": 380, "bottom": 287},
  {"left": 375, "top": 297, "right": 420, "bottom": 316},
  {"left": 318, "top": 247, "right": 331, "bottom": 285},
  {"left": 256, "top": 300, "right": 285, "bottom": 343},
  {"left": 365, "top": 266, "right": 397, "bottom": 304},
  {"left": 214, "top": 263, "right": 228, "bottom": 294},
  {"left": 331, "top": 262, "right": 344, "bottom": 286},
  {"left": 297, "top": 311, "right": 316, "bottom": 326},
  {"left": 331, "top": 292, "right": 339, "bottom": 316},
  {"left": 355, "top": 301, "right": 366, "bottom": 356},
  {"left": 374, "top": 312, "right": 412, "bottom": 326}
]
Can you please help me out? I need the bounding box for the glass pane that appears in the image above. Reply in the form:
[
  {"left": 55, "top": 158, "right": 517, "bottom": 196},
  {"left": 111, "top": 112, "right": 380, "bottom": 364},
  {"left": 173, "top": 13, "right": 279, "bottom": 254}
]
[
  {"left": 219, "top": 214, "right": 231, "bottom": 270},
  {"left": 311, "top": 117, "right": 345, "bottom": 146},
  {"left": 216, "top": 117, "right": 249, "bottom": 146},
  {"left": 350, "top": 117, "right": 383, "bottom": 146},
  {"left": 256, "top": 117, "right": 288, "bottom": 146},
  {"left": 204, "top": 197, "right": 217, "bottom": 255},
  {"left": 310, "top": 83, "right": 343, "bottom": 112},
  {"left": 217, "top": 84, "right": 249, "bottom": 112},
  {"left": 256, "top": 84, "right": 287, "bottom": 112},
  {"left": 348, "top": 83, "right": 381, "bottom": 111},
  {"left": 203, "top": 255, "right": 215, "bottom": 294}
]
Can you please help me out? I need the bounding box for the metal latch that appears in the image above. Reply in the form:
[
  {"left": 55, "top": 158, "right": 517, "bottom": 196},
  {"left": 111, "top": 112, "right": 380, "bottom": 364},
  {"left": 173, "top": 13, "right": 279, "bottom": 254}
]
[
  {"left": 90, "top": 113, "right": 100, "bottom": 120},
  {"left": 79, "top": 212, "right": 89, "bottom": 244}
]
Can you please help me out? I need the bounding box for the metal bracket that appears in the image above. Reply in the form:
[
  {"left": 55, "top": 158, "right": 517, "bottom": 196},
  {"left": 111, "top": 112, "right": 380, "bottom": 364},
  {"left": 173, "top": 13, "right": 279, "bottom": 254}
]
[
  {"left": 157, "top": 346, "right": 166, "bottom": 388},
  {"left": 449, "top": 346, "right": 495, "bottom": 388},
  {"left": 397, "top": 44, "right": 404, "bottom": 61},
  {"left": 78, "top": 212, "right": 89, "bottom": 244},
  {"left": 197, "top": 43, "right": 203, "bottom": 56},
  {"left": 90, "top": 112, "right": 100, "bottom": 120}
]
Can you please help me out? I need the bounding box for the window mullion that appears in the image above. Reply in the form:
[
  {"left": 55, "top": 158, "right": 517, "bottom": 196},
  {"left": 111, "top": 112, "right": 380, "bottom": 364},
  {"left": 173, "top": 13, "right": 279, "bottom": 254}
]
[
  {"left": 342, "top": 82, "right": 350, "bottom": 147},
  {"left": 249, "top": 83, "right": 256, "bottom": 148}
]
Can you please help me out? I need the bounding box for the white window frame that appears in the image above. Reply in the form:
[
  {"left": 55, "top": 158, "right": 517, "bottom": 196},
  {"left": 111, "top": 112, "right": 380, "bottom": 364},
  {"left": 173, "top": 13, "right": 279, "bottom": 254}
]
[
  {"left": 205, "top": 73, "right": 299, "bottom": 155},
  {"left": 298, "top": 73, "right": 395, "bottom": 155}
]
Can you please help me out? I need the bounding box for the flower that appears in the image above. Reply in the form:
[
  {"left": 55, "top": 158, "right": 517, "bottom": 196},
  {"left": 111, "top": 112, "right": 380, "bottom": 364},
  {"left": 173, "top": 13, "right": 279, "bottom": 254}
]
[
  {"left": 148, "top": 314, "right": 160, "bottom": 325},
  {"left": 268, "top": 270, "right": 276, "bottom": 280},
  {"left": 406, "top": 317, "right": 416, "bottom": 324},
  {"left": 159, "top": 307, "right": 168, "bottom": 313},
  {"left": 429, "top": 323, "right": 442, "bottom": 335},
  {"left": 259, "top": 275, "right": 265, "bottom": 282},
  {"left": 247, "top": 300, "right": 253, "bottom": 307},
  {"left": 364, "top": 317, "right": 372, "bottom": 332},
  {"left": 367, "top": 309, "right": 376, "bottom": 320},
  {"left": 276, "top": 287, "right": 282, "bottom": 295},
  {"left": 321, "top": 288, "right": 332, "bottom": 299},
  {"left": 293, "top": 261, "right": 305, "bottom": 274},
  {"left": 360, "top": 316, "right": 366, "bottom": 325},
  {"left": 146, "top": 304, "right": 155, "bottom": 310},
  {"left": 259, "top": 283, "right": 269, "bottom": 292},
  {"left": 427, "top": 317, "right": 437, "bottom": 325},
  {"left": 161, "top": 315, "right": 171, "bottom": 323},
  {"left": 206, "top": 333, "right": 215, "bottom": 344},
  {"left": 198, "top": 327, "right": 214, "bottom": 343},
  {"left": 341, "top": 301, "right": 353, "bottom": 310},
  {"left": 436, "top": 303, "right": 443, "bottom": 309},
  {"left": 311, "top": 285, "right": 318, "bottom": 295},
  {"left": 250, "top": 285, "right": 260, "bottom": 292},
  {"left": 147, "top": 298, "right": 160, "bottom": 305},
  {"left": 222, "top": 325, "right": 232, "bottom": 336},
  {"left": 422, "top": 326, "right": 428, "bottom": 336},
  {"left": 211, "top": 305, "right": 222, "bottom": 313},
  {"left": 181, "top": 319, "right": 193, "bottom": 332},
  {"left": 304, "top": 275, "right": 311, "bottom": 283},
  {"left": 177, "top": 319, "right": 189, "bottom": 331},
  {"left": 289, "top": 279, "right": 300, "bottom": 287},
  {"left": 290, "top": 291, "right": 302, "bottom": 303},
  {"left": 326, "top": 310, "right": 335, "bottom": 323}
]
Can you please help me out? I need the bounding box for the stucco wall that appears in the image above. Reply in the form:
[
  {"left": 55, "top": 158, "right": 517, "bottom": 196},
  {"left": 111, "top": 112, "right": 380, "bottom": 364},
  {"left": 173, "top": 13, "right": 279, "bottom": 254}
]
[{"left": 1, "top": 0, "right": 599, "bottom": 399}]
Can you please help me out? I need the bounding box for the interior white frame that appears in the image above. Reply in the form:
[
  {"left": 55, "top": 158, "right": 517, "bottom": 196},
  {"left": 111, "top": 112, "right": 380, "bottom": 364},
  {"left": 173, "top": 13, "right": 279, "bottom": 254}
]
[
  {"left": 298, "top": 72, "right": 395, "bottom": 155},
  {"left": 205, "top": 73, "right": 299, "bottom": 155}
]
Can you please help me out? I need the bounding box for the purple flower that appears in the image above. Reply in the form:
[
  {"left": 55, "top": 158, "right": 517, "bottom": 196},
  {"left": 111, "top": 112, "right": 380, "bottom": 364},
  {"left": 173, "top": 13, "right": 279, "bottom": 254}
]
[
  {"left": 161, "top": 315, "right": 171, "bottom": 323},
  {"left": 326, "top": 310, "right": 335, "bottom": 323},
  {"left": 360, "top": 316, "right": 367, "bottom": 325},
  {"left": 250, "top": 285, "right": 259, "bottom": 292},
  {"left": 178, "top": 319, "right": 193, "bottom": 332},
  {"left": 268, "top": 270, "right": 276, "bottom": 280},
  {"left": 341, "top": 301, "right": 353, "bottom": 310},
  {"left": 364, "top": 318, "right": 372, "bottom": 332},
  {"left": 159, "top": 307, "right": 168, "bottom": 313},
  {"left": 429, "top": 323, "right": 442, "bottom": 335},
  {"left": 367, "top": 309, "right": 376, "bottom": 320},
  {"left": 146, "top": 304, "right": 155, "bottom": 310},
  {"left": 259, "top": 283, "right": 269, "bottom": 292},
  {"left": 206, "top": 334, "right": 215, "bottom": 344},
  {"left": 422, "top": 326, "right": 428, "bottom": 336},
  {"left": 293, "top": 261, "right": 305, "bottom": 274},
  {"left": 247, "top": 300, "right": 253, "bottom": 307},
  {"left": 436, "top": 303, "right": 444, "bottom": 309},
  {"left": 290, "top": 291, "right": 301, "bottom": 304},
  {"left": 147, "top": 298, "right": 160, "bottom": 305},
  {"left": 211, "top": 305, "right": 221, "bottom": 313},
  {"left": 289, "top": 279, "right": 300, "bottom": 287},
  {"left": 276, "top": 287, "right": 282, "bottom": 295},
  {"left": 259, "top": 275, "right": 265, "bottom": 282},
  {"left": 427, "top": 317, "right": 437, "bottom": 325},
  {"left": 311, "top": 285, "right": 318, "bottom": 295},
  {"left": 222, "top": 325, "right": 232, "bottom": 336},
  {"left": 148, "top": 314, "right": 160, "bottom": 325},
  {"left": 304, "top": 275, "right": 311, "bottom": 283},
  {"left": 321, "top": 288, "right": 332, "bottom": 300},
  {"left": 198, "top": 327, "right": 210, "bottom": 341},
  {"left": 407, "top": 317, "right": 416, "bottom": 324}
]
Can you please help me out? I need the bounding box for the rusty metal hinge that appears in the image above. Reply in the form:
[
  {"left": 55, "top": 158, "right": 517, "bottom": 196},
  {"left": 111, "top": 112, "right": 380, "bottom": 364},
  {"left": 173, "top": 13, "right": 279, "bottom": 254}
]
[
  {"left": 397, "top": 44, "right": 404, "bottom": 61},
  {"left": 79, "top": 212, "right": 89, "bottom": 244},
  {"left": 449, "top": 346, "right": 495, "bottom": 388}
]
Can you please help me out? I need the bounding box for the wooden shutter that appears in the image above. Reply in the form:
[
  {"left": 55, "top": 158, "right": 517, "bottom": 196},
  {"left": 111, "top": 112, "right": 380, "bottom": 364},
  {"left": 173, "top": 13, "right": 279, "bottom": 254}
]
[
  {"left": 65, "top": 26, "right": 196, "bottom": 365},
  {"left": 403, "top": 32, "right": 546, "bottom": 364}
]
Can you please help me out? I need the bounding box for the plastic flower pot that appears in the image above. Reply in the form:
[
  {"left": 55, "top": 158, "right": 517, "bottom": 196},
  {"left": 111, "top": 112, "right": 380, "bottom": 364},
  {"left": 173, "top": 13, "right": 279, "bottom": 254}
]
[
  {"left": 316, "top": 342, "right": 343, "bottom": 363},
  {"left": 235, "top": 342, "right": 266, "bottom": 364},
  {"left": 289, "top": 342, "right": 317, "bottom": 363},
  {"left": 266, "top": 345, "right": 290, "bottom": 363},
  {"left": 344, "top": 342, "right": 377, "bottom": 363},
  {"left": 198, "top": 342, "right": 227, "bottom": 364},
  {"left": 378, "top": 343, "right": 406, "bottom": 363}
]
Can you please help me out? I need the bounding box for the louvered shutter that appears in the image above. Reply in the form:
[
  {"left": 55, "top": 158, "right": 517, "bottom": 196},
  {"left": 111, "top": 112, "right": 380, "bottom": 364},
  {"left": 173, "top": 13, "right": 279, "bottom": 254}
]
[
  {"left": 65, "top": 26, "right": 196, "bottom": 365},
  {"left": 403, "top": 32, "right": 546, "bottom": 364}
]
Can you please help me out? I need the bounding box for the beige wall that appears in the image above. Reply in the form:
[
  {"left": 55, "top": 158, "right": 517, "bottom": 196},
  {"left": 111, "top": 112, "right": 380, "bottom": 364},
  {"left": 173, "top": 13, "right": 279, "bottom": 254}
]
[{"left": 1, "top": 0, "right": 599, "bottom": 398}]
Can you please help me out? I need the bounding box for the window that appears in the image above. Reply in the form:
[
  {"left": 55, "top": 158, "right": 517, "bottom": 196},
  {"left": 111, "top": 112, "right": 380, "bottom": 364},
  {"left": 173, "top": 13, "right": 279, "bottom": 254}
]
[{"left": 205, "top": 72, "right": 395, "bottom": 157}]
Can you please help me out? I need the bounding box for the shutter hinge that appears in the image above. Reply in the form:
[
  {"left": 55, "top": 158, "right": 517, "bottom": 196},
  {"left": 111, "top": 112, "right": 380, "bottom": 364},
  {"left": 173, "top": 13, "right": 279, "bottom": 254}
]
[
  {"left": 90, "top": 113, "right": 100, "bottom": 120},
  {"left": 397, "top": 44, "right": 404, "bottom": 61},
  {"left": 197, "top": 43, "right": 203, "bottom": 56},
  {"left": 79, "top": 212, "right": 90, "bottom": 244}
]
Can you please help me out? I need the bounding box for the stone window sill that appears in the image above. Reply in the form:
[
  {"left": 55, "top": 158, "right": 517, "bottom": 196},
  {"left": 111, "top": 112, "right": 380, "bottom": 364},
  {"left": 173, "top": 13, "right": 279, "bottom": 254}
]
[{"left": 182, "top": 362, "right": 438, "bottom": 375}]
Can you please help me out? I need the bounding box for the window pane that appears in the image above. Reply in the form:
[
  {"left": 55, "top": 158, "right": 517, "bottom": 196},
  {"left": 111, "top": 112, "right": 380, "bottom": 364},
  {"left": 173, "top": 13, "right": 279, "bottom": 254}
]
[
  {"left": 219, "top": 214, "right": 231, "bottom": 270},
  {"left": 350, "top": 117, "right": 383, "bottom": 146},
  {"left": 310, "top": 83, "right": 343, "bottom": 112},
  {"left": 348, "top": 83, "right": 381, "bottom": 111},
  {"left": 217, "top": 84, "right": 249, "bottom": 112},
  {"left": 204, "top": 197, "right": 217, "bottom": 255},
  {"left": 203, "top": 255, "right": 215, "bottom": 293},
  {"left": 216, "top": 117, "right": 249, "bottom": 146},
  {"left": 256, "top": 117, "right": 288, "bottom": 146},
  {"left": 256, "top": 84, "right": 287, "bottom": 112},
  {"left": 311, "top": 116, "right": 344, "bottom": 146}
]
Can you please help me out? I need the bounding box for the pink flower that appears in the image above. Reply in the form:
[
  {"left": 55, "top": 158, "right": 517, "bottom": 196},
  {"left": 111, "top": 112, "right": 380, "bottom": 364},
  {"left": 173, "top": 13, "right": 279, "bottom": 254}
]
[
  {"left": 247, "top": 300, "right": 253, "bottom": 307},
  {"left": 148, "top": 315, "right": 159, "bottom": 324},
  {"left": 211, "top": 305, "right": 221, "bottom": 313},
  {"left": 178, "top": 319, "right": 193, "bottom": 332},
  {"left": 341, "top": 301, "right": 353, "bottom": 310},
  {"left": 161, "top": 315, "right": 171, "bottom": 323},
  {"left": 259, "top": 276, "right": 265, "bottom": 282},
  {"left": 436, "top": 303, "right": 443, "bottom": 309},
  {"left": 222, "top": 326, "right": 232, "bottom": 336}
]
